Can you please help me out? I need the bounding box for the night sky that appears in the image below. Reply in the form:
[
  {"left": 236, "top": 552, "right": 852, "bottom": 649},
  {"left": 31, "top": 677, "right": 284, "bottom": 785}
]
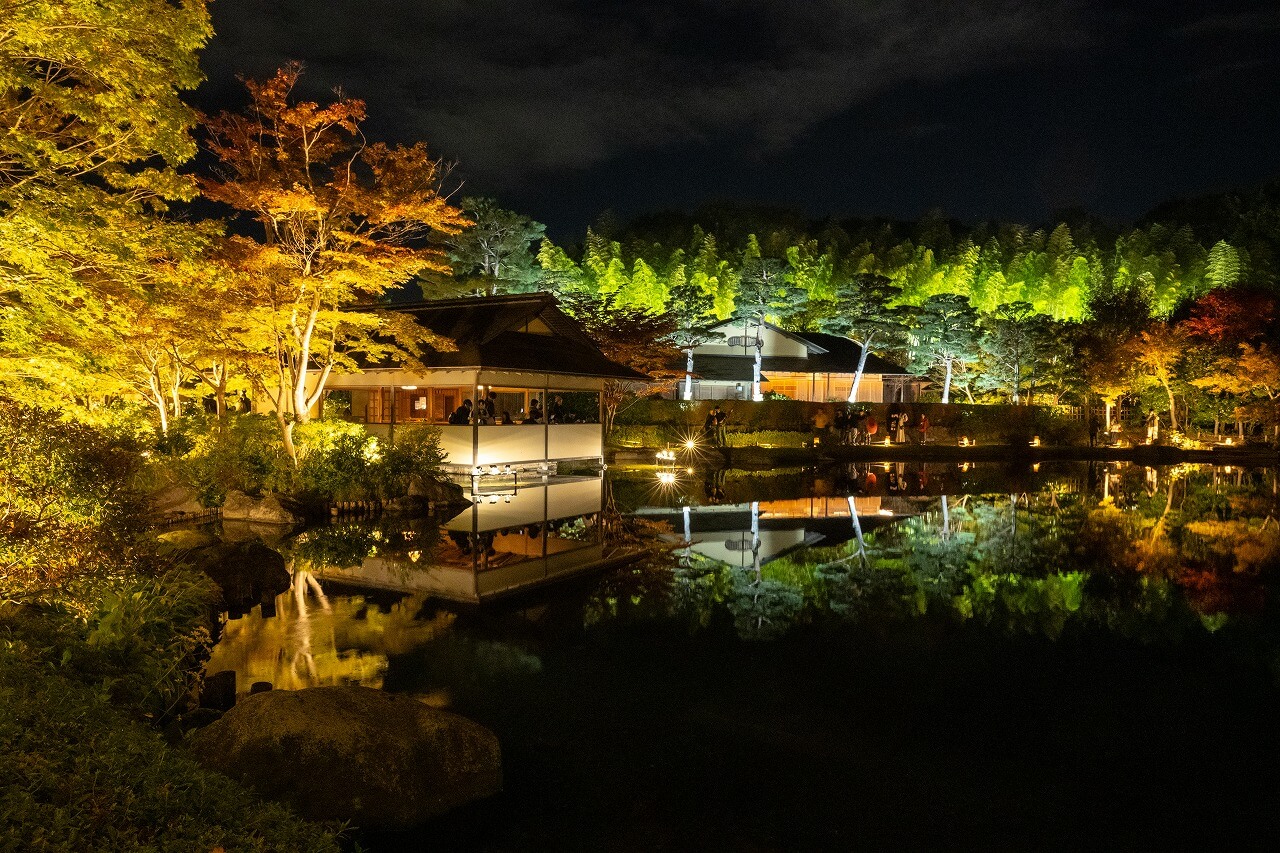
[{"left": 197, "top": 0, "right": 1280, "bottom": 237}]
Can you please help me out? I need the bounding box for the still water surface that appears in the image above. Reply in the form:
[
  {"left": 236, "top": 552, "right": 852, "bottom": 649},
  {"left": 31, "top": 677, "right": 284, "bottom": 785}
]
[{"left": 207, "top": 462, "right": 1280, "bottom": 850}]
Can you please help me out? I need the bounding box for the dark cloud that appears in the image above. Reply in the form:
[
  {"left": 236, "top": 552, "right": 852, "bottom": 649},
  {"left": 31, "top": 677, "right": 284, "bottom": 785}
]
[
  {"left": 203, "top": 1, "right": 1088, "bottom": 176},
  {"left": 198, "top": 0, "right": 1280, "bottom": 233}
]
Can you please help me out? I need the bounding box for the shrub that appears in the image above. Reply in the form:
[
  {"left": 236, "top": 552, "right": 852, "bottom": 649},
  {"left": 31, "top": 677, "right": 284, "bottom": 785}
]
[
  {"left": 0, "top": 400, "right": 149, "bottom": 610},
  {"left": 170, "top": 414, "right": 294, "bottom": 504},
  {"left": 295, "top": 420, "right": 446, "bottom": 503},
  {"left": 0, "top": 649, "right": 342, "bottom": 852}
]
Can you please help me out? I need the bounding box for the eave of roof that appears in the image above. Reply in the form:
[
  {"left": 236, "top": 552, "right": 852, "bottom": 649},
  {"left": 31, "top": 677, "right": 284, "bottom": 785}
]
[{"left": 357, "top": 293, "right": 649, "bottom": 381}]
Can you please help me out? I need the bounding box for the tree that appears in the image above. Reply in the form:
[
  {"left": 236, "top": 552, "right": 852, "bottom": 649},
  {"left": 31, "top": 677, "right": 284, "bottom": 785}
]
[
  {"left": 732, "top": 255, "right": 796, "bottom": 401},
  {"left": 447, "top": 197, "right": 545, "bottom": 295},
  {"left": 1204, "top": 240, "right": 1242, "bottom": 290},
  {"left": 1194, "top": 343, "right": 1280, "bottom": 442},
  {"left": 977, "top": 302, "right": 1040, "bottom": 404},
  {"left": 0, "top": 0, "right": 214, "bottom": 417},
  {"left": 1132, "top": 326, "right": 1188, "bottom": 430},
  {"left": 1180, "top": 288, "right": 1276, "bottom": 349},
  {"left": 668, "top": 274, "right": 717, "bottom": 401},
  {"left": 908, "top": 294, "right": 980, "bottom": 403},
  {"left": 201, "top": 64, "right": 468, "bottom": 463},
  {"left": 560, "top": 293, "right": 679, "bottom": 434},
  {"left": 818, "top": 274, "right": 905, "bottom": 403}
]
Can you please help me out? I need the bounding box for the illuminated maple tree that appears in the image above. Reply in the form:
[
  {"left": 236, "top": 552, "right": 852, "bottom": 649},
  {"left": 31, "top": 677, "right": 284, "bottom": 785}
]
[{"left": 201, "top": 64, "right": 469, "bottom": 462}]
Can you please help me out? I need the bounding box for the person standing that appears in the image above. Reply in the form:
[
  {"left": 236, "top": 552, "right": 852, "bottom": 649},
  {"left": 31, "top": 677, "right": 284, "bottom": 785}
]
[
  {"left": 549, "top": 394, "right": 565, "bottom": 424},
  {"left": 713, "top": 405, "right": 728, "bottom": 447}
]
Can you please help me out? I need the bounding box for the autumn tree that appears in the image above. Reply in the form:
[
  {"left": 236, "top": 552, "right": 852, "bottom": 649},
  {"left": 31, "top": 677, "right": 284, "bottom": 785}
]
[
  {"left": 201, "top": 64, "right": 468, "bottom": 462},
  {"left": 1132, "top": 326, "right": 1188, "bottom": 430},
  {"left": 0, "top": 0, "right": 213, "bottom": 416}
]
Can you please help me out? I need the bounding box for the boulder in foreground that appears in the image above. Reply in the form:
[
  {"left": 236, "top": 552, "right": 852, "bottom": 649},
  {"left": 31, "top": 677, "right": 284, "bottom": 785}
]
[{"left": 187, "top": 686, "right": 502, "bottom": 828}]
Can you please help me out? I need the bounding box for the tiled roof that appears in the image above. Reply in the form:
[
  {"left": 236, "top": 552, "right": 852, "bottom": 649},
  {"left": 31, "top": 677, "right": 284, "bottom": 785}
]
[
  {"left": 783, "top": 331, "right": 911, "bottom": 375},
  {"left": 366, "top": 293, "right": 649, "bottom": 380}
]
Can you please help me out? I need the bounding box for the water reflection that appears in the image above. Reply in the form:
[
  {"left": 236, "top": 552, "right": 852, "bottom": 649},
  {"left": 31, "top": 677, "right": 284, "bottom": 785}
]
[{"left": 207, "top": 462, "right": 1280, "bottom": 693}]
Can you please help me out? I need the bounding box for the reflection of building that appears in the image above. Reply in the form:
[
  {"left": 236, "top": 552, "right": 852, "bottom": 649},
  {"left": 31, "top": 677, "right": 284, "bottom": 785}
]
[
  {"left": 259, "top": 293, "right": 647, "bottom": 472},
  {"left": 635, "top": 497, "right": 890, "bottom": 568},
  {"left": 310, "top": 476, "right": 617, "bottom": 602},
  {"left": 672, "top": 320, "right": 921, "bottom": 402}
]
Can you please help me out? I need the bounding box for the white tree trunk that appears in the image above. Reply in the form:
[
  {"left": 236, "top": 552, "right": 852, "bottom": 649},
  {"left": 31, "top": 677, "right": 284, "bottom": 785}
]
[
  {"left": 683, "top": 348, "right": 694, "bottom": 401},
  {"left": 846, "top": 334, "right": 874, "bottom": 404},
  {"left": 942, "top": 359, "right": 953, "bottom": 404}
]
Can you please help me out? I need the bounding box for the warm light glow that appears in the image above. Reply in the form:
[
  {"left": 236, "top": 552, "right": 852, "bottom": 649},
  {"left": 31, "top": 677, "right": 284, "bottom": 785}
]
[
  {"left": 401, "top": 385, "right": 417, "bottom": 390},
  {"left": 684, "top": 439, "right": 697, "bottom": 450},
  {"left": 884, "top": 437, "right": 892, "bottom": 446},
  {"left": 656, "top": 448, "right": 676, "bottom": 462},
  {"left": 1031, "top": 435, "right": 1041, "bottom": 447},
  {"left": 877, "top": 508, "right": 894, "bottom": 516},
  {"left": 959, "top": 436, "right": 970, "bottom": 446},
  {"left": 1032, "top": 462, "right": 1041, "bottom": 472},
  {"left": 657, "top": 471, "right": 677, "bottom": 485},
  {"left": 408, "top": 549, "right": 422, "bottom": 562}
]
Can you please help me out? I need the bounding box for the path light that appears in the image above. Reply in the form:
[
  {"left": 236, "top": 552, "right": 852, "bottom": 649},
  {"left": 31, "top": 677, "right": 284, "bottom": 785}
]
[
  {"left": 884, "top": 437, "right": 892, "bottom": 447},
  {"left": 1032, "top": 462, "right": 1041, "bottom": 472},
  {"left": 1031, "top": 435, "right": 1041, "bottom": 447},
  {"left": 408, "top": 550, "right": 422, "bottom": 563},
  {"left": 959, "top": 436, "right": 970, "bottom": 446},
  {"left": 657, "top": 470, "right": 677, "bottom": 485}
]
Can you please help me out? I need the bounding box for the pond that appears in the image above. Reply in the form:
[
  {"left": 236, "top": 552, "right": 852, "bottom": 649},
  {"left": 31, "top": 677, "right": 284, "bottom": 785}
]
[{"left": 205, "top": 461, "right": 1280, "bottom": 850}]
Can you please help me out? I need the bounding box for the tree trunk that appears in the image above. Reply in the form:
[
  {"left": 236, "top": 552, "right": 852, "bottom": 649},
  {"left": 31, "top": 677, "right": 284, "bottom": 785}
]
[
  {"left": 942, "top": 358, "right": 953, "bottom": 404},
  {"left": 277, "top": 411, "right": 299, "bottom": 467},
  {"left": 751, "top": 320, "right": 763, "bottom": 401},
  {"left": 1104, "top": 400, "right": 1113, "bottom": 433},
  {"left": 683, "top": 348, "right": 694, "bottom": 401},
  {"left": 846, "top": 334, "right": 874, "bottom": 404},
  {"left": 1161, "top": 378, "right": 1179, "bottom": 430}
]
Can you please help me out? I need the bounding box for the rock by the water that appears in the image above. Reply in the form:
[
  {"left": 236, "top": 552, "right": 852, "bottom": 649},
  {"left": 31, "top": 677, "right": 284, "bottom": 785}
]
[
  {"left": 383, "top": 495, "right": 429, "bottom": 516},
  {"left": 221, "top": 490, "right": 303, "bottom": 526},
  {"left": 408, "top": 477, "right": 468, "bottom": 505},
  {"left": 200, "top": 669, "right": 237, "bottom": 712},
  {"left": 188, "top": 686, "right": 502, "bottom": 828},
  {"left": 151, "top": 483, "right": 205, "bottom": 519}
]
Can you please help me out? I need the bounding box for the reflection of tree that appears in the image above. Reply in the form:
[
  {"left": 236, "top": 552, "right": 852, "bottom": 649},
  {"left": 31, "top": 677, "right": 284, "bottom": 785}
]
[{"left": 205, "top": 574, "right": 454, "bottom": 692}]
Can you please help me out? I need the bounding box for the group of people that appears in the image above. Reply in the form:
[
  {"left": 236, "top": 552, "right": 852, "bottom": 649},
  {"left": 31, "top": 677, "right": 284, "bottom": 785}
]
[
  {"left": 449, "top": 392, "right": 578, "bottom": 426},
  {"left": 831, "top": 406, "right": 929, "bottom": 446}
]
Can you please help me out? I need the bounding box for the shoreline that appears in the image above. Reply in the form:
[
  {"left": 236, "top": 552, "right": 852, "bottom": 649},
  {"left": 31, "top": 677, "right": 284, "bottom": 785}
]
[{"left": 609, "top": 443, "right": 1279, "bottom": 469}]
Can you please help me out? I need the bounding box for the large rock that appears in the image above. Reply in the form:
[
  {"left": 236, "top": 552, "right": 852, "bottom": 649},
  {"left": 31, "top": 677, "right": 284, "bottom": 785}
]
[
  {"left": 187, "top": 686, "right": 502, "bottom": 828},
  {"left": 221, "top": 490, "right": 303, "bottom": 526},
  {"left": 408, "top": 477, "right": 468, "bottom": 506},
  {"left": 151, "top": 483, "right": 205, "bottom": 519}
]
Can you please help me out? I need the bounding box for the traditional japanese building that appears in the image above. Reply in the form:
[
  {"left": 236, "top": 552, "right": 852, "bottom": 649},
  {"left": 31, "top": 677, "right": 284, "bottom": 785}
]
[
  {"left": 267, "top": 293, "right": 647, "bottom": 474},
  {"left": 672, "top": 320, "right": 922, "bottom": 403}
]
